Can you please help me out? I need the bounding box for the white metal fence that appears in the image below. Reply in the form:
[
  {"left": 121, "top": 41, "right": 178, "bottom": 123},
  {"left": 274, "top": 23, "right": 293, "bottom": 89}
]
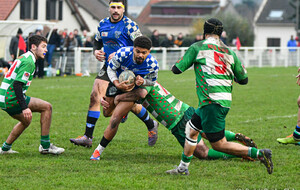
[{"left": 49, "top": 47, "right": 300, "bottom": 75}]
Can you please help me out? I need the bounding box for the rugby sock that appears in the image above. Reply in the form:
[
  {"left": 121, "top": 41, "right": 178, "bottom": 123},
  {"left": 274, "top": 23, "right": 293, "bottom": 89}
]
[
  {"left": 293, "top": 125, "right": 300, "bottom": 140},
  {"left": 41, "top": 135, "right": 50, "bottom": 149},
  {"left": 96, "top": 136, "right": 111, "bottom": 154},
  {"left": 248, "top": 147, "right": 262, "bottom": 159},
  {"left": 84, "top": 111, "right": 100, "bottom": 138},
  {"left": 178, "top": 152, "right": 193, "bottom": 171},
  {"left": 207, "top": 149, "right": 237, "bottom": 159},
  {"left": 224, "top": 130, "right": 236, "bottom": 141},
  {"left": 135, "top": 106, "right": 154, "bottom": 130},
  {"left": 2, "top": 142, "right": 12, "bottom": 151}
]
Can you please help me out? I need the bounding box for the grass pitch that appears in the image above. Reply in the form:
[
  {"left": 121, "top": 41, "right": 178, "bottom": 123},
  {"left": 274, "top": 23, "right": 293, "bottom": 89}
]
[{"left": 0, "top": 68, "right": 299, "bottom": 189}]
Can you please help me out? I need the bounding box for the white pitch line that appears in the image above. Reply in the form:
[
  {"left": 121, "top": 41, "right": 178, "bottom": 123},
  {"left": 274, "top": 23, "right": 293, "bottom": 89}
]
[{"left": 242, "top": 114, "right": 297, "bottom": 123}]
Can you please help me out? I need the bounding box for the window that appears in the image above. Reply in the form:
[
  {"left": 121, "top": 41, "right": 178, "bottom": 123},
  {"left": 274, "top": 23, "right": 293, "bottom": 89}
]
[
  {"left": 20, "top": 0, "right": 38, "bottom": 20},
  {"left": 267, "top": 38, "right": 280, "bottom": 47},
  {"left": 267, "top": 10, "right": 284, "bottom": 20},
  {"left": 46, "top": 0, "right": 63, "bottom": 20}
]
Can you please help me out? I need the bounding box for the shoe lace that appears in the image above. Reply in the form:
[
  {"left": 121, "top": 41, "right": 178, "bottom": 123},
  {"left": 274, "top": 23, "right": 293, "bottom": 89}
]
[{"left": 148, "top": 130, "right": 156, "bottom": 138}]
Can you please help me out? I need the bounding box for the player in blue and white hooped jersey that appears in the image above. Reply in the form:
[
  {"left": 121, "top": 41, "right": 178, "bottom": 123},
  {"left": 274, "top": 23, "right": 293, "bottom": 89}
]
[
  {"left": 90, "top": 36, "right": 159, "bottom": 161},
  {"left": 70, "top": 0, "right": 159, "bottom": 148}
]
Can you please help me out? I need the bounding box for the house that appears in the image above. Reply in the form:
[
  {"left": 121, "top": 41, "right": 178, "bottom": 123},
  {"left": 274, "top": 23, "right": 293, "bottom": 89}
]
[
  {"left": 253, "top": 0, "right": 296, "bottom": 47},
  {"left": 0, "top": 0, "right": 149, "bottom": 59},
  {"left": 137, "top": 0, "right": 238, "bottom": 36}
]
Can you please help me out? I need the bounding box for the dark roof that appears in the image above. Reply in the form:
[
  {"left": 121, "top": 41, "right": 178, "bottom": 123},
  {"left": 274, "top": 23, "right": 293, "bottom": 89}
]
[
  {"left": 75, "top": 0, "right": 110, "bottom": 21},
  {"left": 153, "top": 1, "right": 219, "bottom": 7},
  {"left": 138, "top": 0, "right": 219, "bottom": 27},
  {"left": 0, "top": 0, "right": 19, "bottom": 20},
  {"left": 256, "top": 0, "right": 294, "bottom": 26}
]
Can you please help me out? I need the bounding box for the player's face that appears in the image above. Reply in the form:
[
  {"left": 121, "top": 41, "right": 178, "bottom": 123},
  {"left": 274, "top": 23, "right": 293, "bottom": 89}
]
[
  {"left": 34, "top": 41, "right": 48, "bottom": 59},
  {"left": 133, "top": 47, "right": 150, "bottom": 65},
  {"left": 109, "top": 4, "right": 124, "bottom": 22}
]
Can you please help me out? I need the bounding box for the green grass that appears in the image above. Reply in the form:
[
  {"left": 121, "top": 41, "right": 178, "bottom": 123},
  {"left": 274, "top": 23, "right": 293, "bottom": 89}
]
[{"left": 0, "top": 68, "right": 299, "bottom": 189}]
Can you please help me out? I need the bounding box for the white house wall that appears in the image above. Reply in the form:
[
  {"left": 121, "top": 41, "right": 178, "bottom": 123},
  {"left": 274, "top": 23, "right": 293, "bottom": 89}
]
[{"left": 254, "top": 26, "right": 296, "bottom": 47}]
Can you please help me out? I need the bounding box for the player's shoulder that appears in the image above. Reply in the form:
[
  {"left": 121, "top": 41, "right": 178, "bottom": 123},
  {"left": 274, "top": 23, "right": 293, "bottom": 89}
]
[
  {"left": 116, "top": 46, "right": 133, "bottom": 59},
  {"left": 99, "top": 17, "right": 110, "bottom": 25},
  {"left": 123, "top": 16, "right": 138, "bottom": 26}
]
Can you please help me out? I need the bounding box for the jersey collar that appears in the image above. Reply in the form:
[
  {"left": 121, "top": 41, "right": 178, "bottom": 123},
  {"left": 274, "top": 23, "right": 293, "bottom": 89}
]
[{"left": 28, "top": 51, "right": 36, "bottom": 63}]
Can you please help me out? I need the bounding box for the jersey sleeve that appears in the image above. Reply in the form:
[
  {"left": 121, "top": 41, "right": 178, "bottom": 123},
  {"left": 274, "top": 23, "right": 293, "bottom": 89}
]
[
  {"left": 15, "top": 61, "right": 34, "bottom": 84},
  {"left": 232, "top": 51, "right": 248, "bottom": 81},
  {"left": 95, "top": 18, "right": 106, "bottom": 41},
  {"left": 143, "top": 56, "right": 159, "bottom": 85},
  {"left": 125, "top": 19, "right": 142, "bottom": 41},
  {"left": 174, "top": 45, "right": 197, "bottom": 72}
]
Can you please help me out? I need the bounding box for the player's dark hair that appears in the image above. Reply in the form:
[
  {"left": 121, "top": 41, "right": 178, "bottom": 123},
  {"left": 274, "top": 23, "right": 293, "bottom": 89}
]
[
  {"left": 134, "top": 36, "right": 152, "bottom": 50},
  {"left": 109, "top": 0, "right": 125, "bottom": 5},
  {"left": 203, "top": 18, "right": 223, "bottom": 37},
  {"left": 29, "top": 35, "right": 47, "bottom": 49}
]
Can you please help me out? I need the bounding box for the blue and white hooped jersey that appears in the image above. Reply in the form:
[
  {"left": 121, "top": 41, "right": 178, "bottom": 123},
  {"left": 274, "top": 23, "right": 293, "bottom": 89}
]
[
  {"left": 95, "top": 16, "right": 142, "bottom": 65},
  {"left": 108, "top": 46, "right": 159, "bottom": 83}
]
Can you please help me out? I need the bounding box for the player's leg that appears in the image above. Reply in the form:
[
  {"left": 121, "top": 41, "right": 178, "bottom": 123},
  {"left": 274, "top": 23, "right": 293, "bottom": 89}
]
[
  {"left": 70, "top": 78, "right": 109, "bottom": 147},
  {"left": 200, "top": 104, "right": 272, "bottom": 174},
  {"left": 0, "top": 112, "right": 31, "bottom": 154},
  {"left": 166, "top": 113, "right": 201, "bottom": 175},
  {"left": 131, "top": 104, "right": 158, "bottom": 146},
  {"left": 90, "top": 101, "right": 135, "bottom": 160},
  {"left": 277, "top": 95, "right": 300, "bottom": 144},
  {"left": 28, "top": 97, "right": 64, "bottom": 154}
]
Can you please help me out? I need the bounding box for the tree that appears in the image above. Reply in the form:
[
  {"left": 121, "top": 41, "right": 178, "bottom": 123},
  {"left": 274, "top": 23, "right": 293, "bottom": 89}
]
[{"left": 191, "top": 13, "right": 254, "bottom": 46}]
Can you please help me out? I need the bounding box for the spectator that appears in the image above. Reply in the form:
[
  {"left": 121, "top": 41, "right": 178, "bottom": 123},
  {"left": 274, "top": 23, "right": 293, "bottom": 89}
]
[
  {"left": 194, "top": 34, "right": 203, "bottom": 43},
  {"left": 160, "top": 34, "right": 174, "bottom": 48},
  {"left": 64, "top": 32, "right": 78, "bottom": 51},
  {"left": 46, "top": 28, "right": 61, "bottom": 67},
  {"left": 174, "top": 33, "right": 184, "bottom": 47},
  {"left": 73, "top": 29, "right": 83, "bottom": 47},
  {"left": 84, "top": 36, "right": 93, "bottom": 47},
  {"left": 295, "top": 36, "right": 300, "bottom": 47},
  {"left": 34, "top": 29, "right": 47, "bottom": 79},
  {"left": 287, "top": 35, "right": 298, "bottom": 65},
  {"left": 58, "top": 30, "right": 66, "bottom": 50},
  {"left": 220, "top": 31, "right": 227, "bottom": 45},
  {"left": 81, "top": 29, "right": 88, "bottom": 45},
  {"left": 151, "top": 29, "right": 160, "bottom": 47},
  {"left": 9, "top": 28, "right": 26, "bottom": 61}
]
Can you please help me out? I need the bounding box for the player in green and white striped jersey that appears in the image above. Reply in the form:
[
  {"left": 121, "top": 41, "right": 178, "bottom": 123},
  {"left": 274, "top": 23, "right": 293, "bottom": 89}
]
[
  {"left": 167, "top": 18, "right": 273, "bottom": 175},
  {"left": 113, "top": 81, "right": 257, "bottom": 160},
  {"left": 0, "top": 35, "right": 64, "bottom": 155}
]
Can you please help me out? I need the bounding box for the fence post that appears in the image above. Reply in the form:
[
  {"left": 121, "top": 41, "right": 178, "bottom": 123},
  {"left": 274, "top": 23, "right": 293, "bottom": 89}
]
[
  {"left": 74, "top": 47, "right": 81, "bottom": 74},
  {"left": 162, "top": 47, "right": 167, "bottom": 70}
]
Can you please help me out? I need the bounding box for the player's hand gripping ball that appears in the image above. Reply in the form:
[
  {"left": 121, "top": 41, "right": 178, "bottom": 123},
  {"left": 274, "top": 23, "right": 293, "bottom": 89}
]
[{"left": 118, "top": 70, "right": 136, "bottom": 91}]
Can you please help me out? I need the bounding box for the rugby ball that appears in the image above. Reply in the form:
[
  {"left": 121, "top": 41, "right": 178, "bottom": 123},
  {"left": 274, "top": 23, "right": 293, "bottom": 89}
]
[{"left": 118, "top": 70, "right": 136, "bottom": 85}]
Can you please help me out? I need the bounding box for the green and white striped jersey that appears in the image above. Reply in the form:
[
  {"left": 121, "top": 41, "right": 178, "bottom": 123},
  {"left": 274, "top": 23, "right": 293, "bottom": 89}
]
[
  {"left": 141, "top": 82, "right": 190, "bottom": 130},
  {"left": 174, "top": 37, "right": 247, "bottom": 108},
  {"left": 0, "top": 51, "right": 36, "bottom": 109}
]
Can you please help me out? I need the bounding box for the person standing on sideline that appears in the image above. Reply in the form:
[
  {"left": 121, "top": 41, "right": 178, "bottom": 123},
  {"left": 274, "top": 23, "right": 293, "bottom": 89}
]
[
  {"left": 166, "top": 18, "right": 273, "bottom": 175},
  {"left": 70, "top": 0, "right": 158, "bottom": 148},
  {"left": 9, "top": 28, "right": 26, "bottom": 61},
  {"left": 287, "top": 35, "right": 298, "bottom": 65},
  {"left": 0, "top": 35, "right": 64, "bottom": 155},
  {"left": 277, "top": 66, "right": 300, "bottom": 145},
  {"left": 46, "top": 28, "right": 61, "bottom": 67}
]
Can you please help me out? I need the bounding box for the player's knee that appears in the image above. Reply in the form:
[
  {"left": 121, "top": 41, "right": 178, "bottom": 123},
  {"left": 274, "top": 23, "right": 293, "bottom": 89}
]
[
  {"left": 23, "top": 118, "right": 32, "bottom": 127},
  {"left": 297, "top": 96, "right": 300, "bottom": 107},
  {"left": 193, "top": 144, "right": 209, "bottom": 159},
  {"left": 89, "top": 91, "right": 99, "bottom": 106},
  {"left": 185, "top": 120, "right": 199, "bottom": 146},
  {"left": 45, "top": 102, "right": 52, "bottom": 112},
  {"left": 110, "top": 116, "right": 120, "bottom": 129}
]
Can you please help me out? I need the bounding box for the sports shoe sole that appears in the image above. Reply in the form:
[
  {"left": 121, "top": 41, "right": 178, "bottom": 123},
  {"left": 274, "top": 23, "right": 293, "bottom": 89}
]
[
  {"left": 235, "top": 133, "right": 257, "bottom": 148},
  {"left": 70, "top": 139, "right": 92, "bottom": 148},
  {"left": 260, "top": 149, "right": 273, "bottom": 174}
]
